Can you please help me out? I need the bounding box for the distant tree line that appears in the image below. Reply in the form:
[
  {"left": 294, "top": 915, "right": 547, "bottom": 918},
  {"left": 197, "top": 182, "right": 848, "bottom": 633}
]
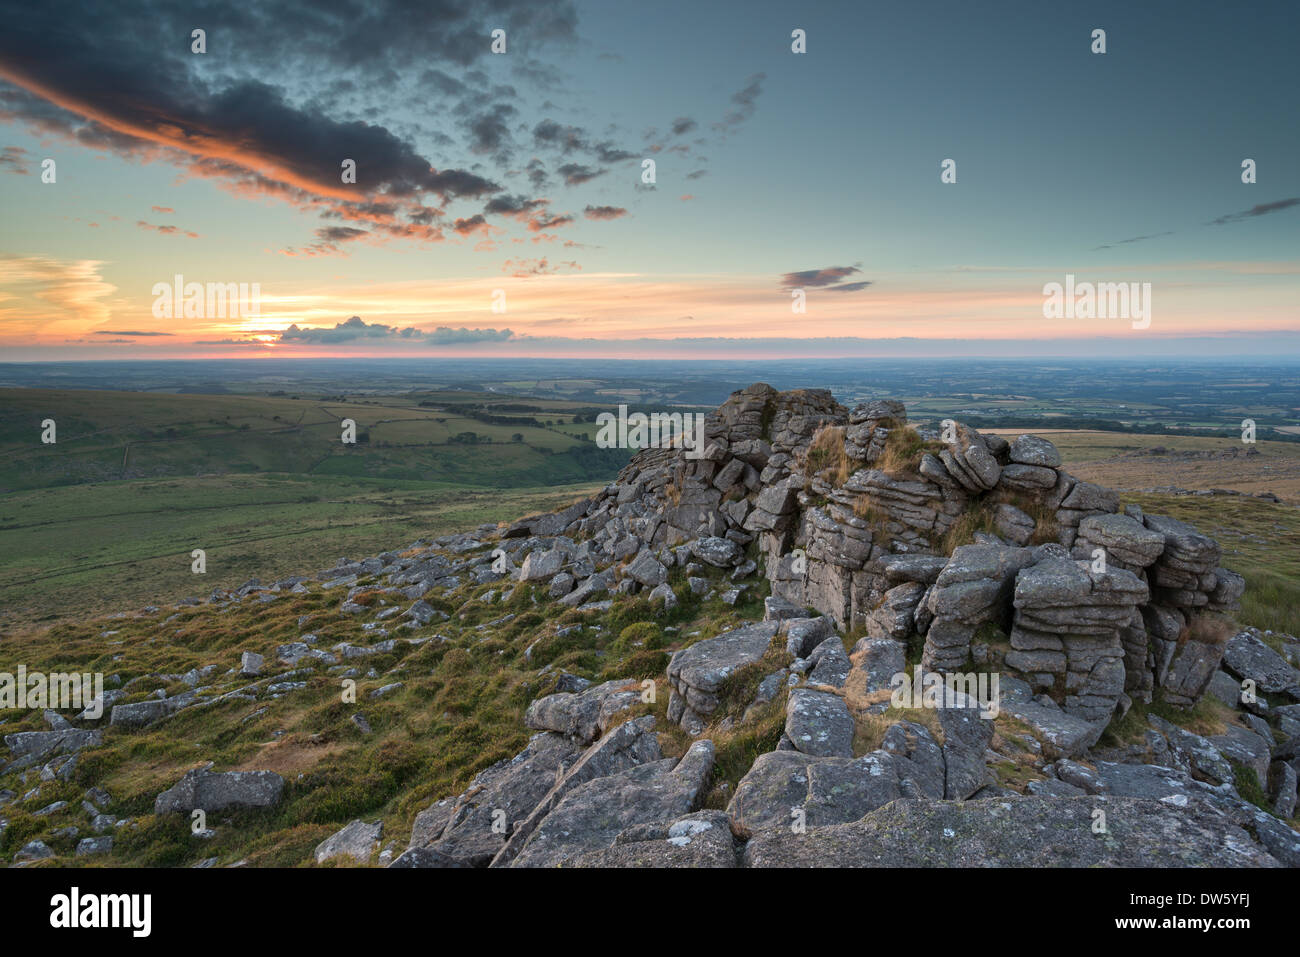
[{"left": 951, "top": 415, "right": 1300, "bottom": 443}]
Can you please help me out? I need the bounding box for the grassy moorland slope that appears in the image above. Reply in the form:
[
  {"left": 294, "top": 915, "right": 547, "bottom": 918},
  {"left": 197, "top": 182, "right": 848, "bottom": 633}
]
[
  {"left": 0, "top": 387, "right": 629, "bottom": 629},
  {"left": 0, "top": 476, "right": 599, "bottom": 630},
  {"left": 0, "top": 387, "right": 622, "bottom": 491},
  {"left": 0, "top": 551, "right": 779, "bottom": 867},
  {"left": 2, "top": 393, "right": 1299, "bottom": 866}
]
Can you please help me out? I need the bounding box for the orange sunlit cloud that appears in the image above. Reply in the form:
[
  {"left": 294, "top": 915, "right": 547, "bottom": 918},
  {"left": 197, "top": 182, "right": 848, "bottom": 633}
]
[{"left": 4, "top": 258, "right": 1297, "bottom": 360}]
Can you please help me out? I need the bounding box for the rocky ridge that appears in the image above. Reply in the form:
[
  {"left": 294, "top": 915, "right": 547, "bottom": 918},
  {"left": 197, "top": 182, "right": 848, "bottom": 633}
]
[{"left": 4, "top": 383, "right": 1298, "bottom": 868}]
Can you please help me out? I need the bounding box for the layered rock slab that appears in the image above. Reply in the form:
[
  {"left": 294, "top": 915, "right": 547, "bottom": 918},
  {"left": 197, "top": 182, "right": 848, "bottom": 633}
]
[
  {"left": 505, "top": 740, "right": 715, "bottom": 868},
  {"left": 742, "top": 796, "right": 1281, "bottom": 867}
]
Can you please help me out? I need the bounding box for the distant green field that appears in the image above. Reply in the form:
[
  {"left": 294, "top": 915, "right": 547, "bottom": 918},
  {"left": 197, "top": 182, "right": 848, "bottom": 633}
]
[
  {"left": 0, "top": 387, "right": 630, "bottom": 628},
  {"left": 0, "top": 473, "right": 599, "bottom": 630},
  {"left": 0, "top": 388, "right": 627, "bottom": 491}
]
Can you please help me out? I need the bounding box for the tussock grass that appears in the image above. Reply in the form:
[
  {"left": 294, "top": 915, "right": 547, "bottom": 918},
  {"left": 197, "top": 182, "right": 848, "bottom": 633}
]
[
  {"left": 877, "top": 426, "right": 940, "bottom": 476},
  {"left": 1098, "top": 688, "right": 1235, "bottom": 750},
  {"left": 700, "top": 701, "right": 786, "bottom": 809},
  {"left": 805, "top": 425, "right": 853, "bottom": 485},
  {"left": 850, "top": 703, "right": 943, "bottom": 756},
  {"left": 940, "top": 500, "right": 998, "bottom": 553},
  {"left": 0, "top": 533, "right": 787, "bottom": 866}
]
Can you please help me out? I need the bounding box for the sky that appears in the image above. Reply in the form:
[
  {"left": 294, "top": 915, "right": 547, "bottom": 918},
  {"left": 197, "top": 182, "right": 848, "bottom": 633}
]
[{"left": 0, "top": 0, "right": 1297, "bottom": 361}]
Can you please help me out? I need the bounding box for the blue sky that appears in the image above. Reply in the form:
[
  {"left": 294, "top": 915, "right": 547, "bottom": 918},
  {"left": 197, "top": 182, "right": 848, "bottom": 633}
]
[{"left": 0, "top": 0, "right": 1296, "bottom": 358}]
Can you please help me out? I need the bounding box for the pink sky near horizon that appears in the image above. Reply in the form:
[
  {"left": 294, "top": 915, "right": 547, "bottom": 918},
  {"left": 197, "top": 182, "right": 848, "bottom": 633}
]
[{"left": 3, "top": 257, "right": 1297, "bottom": 360}]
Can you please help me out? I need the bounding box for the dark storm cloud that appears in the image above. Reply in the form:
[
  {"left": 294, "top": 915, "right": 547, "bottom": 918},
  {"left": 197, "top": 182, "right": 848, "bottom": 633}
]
[
  {"left": 465, "top": 102, "right": 518, "bottom": 162},
  {"left": 557, "top": 163, "right": 603, "bottom": 186},
  {"left": 0, "top": 0, "right": 584, "bottom": 243}
]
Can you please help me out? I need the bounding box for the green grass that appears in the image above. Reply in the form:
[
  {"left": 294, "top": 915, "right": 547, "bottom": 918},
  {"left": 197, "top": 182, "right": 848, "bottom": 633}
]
[
  {"left": 0, "top": 386, "right": 633, "bottom": 630},
  {"left": 1127, "top": 492, "right": 1300, "bottom": 636},
  {"left": 0, "top": 544, "right": 785, "bottom": 867},
  {"left": 0, "top": 474, "right": 601, "bottom": 629},
  {"left": 0, "top": 387, "right": 626, "bottom": 492}
]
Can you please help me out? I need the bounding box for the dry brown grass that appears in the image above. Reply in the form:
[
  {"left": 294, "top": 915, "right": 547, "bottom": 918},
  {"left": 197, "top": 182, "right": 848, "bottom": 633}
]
[
  {"left": 805, "top": 424, "right": 854, "bottom": 485},
  {"left": 1026, "top": 503, "right": 1060, "bottom": 545},
  {"left": 850, "top": 703, "right": 944, "bottom": 756},
  {"left": 850, "top": 497, "right": 895, "bottom": 543},
  {"left": 1178, "top": 611, "right": 1236, "bottom": 649},
  {"left": 663, "top": 479, "right": 682, "bottom": 506},
  {"left": 1037, "top": 432, "right": 1300, "bottom": 501},
  {"left": 878, "top": 427, "right": 942, "bottom": 476},
  {"left": 939, "top": 501, "right": 998, "bottom": 553},
  {"left": 233, "top": 735, "right": 349, "bottom": 775}
]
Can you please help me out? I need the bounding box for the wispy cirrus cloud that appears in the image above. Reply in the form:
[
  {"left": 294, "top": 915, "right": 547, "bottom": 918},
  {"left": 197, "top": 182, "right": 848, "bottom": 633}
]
[
  {"left": 1208, "top": 197, "right": 1300, "bottom": 226},
  {"left": 712, "top": 73, "right": 765, "bottom": 136},
  {"left": 1093, "top": 231, "right": 1174, "bottom": 251},
  {"left": 136, "top": 220, "right": 198, "bottom": 239},
  {"left": 0, "top": 143, "right": 28, "bottom": 174},
  {"left": 0, "top": 253, "right": 116, "bottom": 328},
  {"left": 503, "top": 257, "right": 581, "bottom": 277}
]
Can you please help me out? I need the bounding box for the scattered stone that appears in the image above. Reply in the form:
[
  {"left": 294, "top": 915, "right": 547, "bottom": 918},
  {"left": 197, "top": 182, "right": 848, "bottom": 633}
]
[
  {"left": 1222, "top": 631, "right": 1300, "bottom": 695},
  {"left": 666, "top": 622, "right": 777, "bottom": 731},
  {"left": 690, "top": 536, "right": 743, "bottom": 568},
  {"left": 15, "top": 840, "right": 54, "bottom": 862},
  {"left": 315, "top": 819, "right": 382, "bottom": 865},
  {"left": 571, "top": 810, "right": 737, "bottom": 867},
  {"left": 154, "top": 767, "right": 285, "bottom": 814},
  {"left": 524, "top": 679, "right": 642, "bottom": 745},
  {"left": 76, "top": 836, "right": 113, "bottom": 856},
  {"left": 785, "top": 688, "right": 854, "bottom": 757}
]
